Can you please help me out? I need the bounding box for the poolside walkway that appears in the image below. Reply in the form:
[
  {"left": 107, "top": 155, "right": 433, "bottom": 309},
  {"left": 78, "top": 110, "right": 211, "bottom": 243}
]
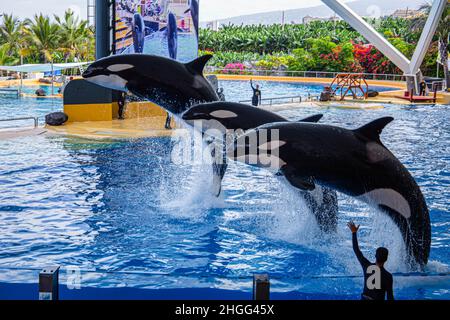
[
  {"left": 0, "top": 128, "right": 47, "bottom": 140},
  {"left": 215, "top": 75, "right": 450, "bottom": 105},
  {"left": 214, "top": 74, "right": 407, "bottom": 90}
]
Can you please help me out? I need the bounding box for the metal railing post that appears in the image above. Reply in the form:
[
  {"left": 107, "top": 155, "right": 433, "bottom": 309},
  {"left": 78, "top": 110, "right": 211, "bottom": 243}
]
[
  {"left": 39, "top": 266, "right": 60, "bottom": 300},
  {"left": 253, "top": 274, "right": 270, "bottom": 300}
]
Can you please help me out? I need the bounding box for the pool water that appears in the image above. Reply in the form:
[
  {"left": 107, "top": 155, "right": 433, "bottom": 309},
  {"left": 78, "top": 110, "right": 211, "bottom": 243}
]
[
  {"left": 0, "top": 87, "right": 60, "bottom": 129},
  {"left": 0, "top": 83, "right": 448, "bottom": 299}
]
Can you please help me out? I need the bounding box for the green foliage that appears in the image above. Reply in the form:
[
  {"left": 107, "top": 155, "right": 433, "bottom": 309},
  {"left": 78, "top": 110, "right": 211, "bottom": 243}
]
[
  {"left": 199, "top": 15, "right": 449, "bottom": 77},
  {"left": 0, "top": 44, "right": 19, "bottom": 65},
  {"left": 199, "top": 21, "right": 361, "bottom": 55},
  {"left": 0, "top": 10, "right": 94, "bottom": 65},
  {"left": 199, "top": 50, "right": 262, "bottom": 67},
  {"left": 255, "top": 54, "right": 293, "bottom": 70}
]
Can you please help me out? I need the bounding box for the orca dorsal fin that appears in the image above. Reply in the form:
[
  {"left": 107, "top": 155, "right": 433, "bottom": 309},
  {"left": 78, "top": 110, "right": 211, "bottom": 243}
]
[
  {"left": 299, "top": 114, "right": 323, "bottom": 123},
  {"left": 186, "top": 55, "right": 213, "bottom": 75},
  {"left": 354, "top": 117, "right": 394, "bottom": 143}
]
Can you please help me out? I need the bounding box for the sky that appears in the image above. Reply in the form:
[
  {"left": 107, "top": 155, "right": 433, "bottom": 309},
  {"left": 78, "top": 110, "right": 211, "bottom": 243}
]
[
  {"left": 200, "top": 0, "right": 353, "bottom": 21},
  {"left": 0, "top": 0, "right": 355, "bottom": 22}
]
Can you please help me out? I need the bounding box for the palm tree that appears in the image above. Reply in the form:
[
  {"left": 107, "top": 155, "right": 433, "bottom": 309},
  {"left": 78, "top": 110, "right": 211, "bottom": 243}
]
[
  {"left": 412, "top": 3, "right": 450, "bottom": 88},
  {"left": 0, "top": 44, "right": 19, "bottom": 77},
  {"left": 24, "top": 14, "right": 60, "bottom": 63},
  {"left": 0, "top": 13, "right": 26, "bottom": 61},
  {"left": 55, "top": 9, "right": 92, "bottom": 62},
  {"left": 0, "top": 44, "right": 18, "bottom": 64}
]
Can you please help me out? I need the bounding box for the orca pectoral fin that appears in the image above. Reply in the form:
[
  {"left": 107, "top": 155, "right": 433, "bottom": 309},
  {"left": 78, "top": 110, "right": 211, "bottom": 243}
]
[
  {"left": 302, "top": 186, "right": 339, "bottom": 233},
  {"left": 209, "top": 137, "right": 228, "bottom": 197},
  {"left": 299, "top": 114, "right": 323, "bottom": 123},
  {"left": 212, "top": 162, "right": 227, "bottom": 197},
  {"left": 281, "top": 166, "right": 315, "bottom": 191}
]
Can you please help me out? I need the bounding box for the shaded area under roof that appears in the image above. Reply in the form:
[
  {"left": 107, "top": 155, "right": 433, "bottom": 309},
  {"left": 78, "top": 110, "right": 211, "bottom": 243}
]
[{"left": 0, "top": 62, "right": 90, "bottom": 73}]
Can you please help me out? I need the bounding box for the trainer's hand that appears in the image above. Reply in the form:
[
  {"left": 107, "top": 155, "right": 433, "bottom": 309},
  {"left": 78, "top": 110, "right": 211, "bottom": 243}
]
[{"left": 347, "top": 221, "right": 360, "bottom": 233}]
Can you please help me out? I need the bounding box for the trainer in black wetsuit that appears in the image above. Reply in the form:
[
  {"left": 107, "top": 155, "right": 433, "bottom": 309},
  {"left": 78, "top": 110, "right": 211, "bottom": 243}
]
[
  {"left": 348, "top": 221, "right": 394, "bottom": 301},
  {"left": 118, "top": 92, "right": 126, "bottom": 120},
  {"left": 165, "top": 113, "right": 172, "bottom": 129},
  {"left": 250, "top": 79, "right": 262, "bottom": 106},
  {"left": 419, "top": 80, "right": 427, "bottom": 96}
]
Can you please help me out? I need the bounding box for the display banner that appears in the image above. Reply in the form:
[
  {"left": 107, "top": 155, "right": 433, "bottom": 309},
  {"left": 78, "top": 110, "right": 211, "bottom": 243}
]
[{"left": 113, "top": 0, "right": 199, "bottom": 62}]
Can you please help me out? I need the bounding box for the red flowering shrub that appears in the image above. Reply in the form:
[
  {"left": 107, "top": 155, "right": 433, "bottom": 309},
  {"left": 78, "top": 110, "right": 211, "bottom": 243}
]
[
  {"left": 223, "top": 63, "right": 247, "bottom": 75},
  {"left": 352, "top": 42, "right": 401, "bottom": 75}
]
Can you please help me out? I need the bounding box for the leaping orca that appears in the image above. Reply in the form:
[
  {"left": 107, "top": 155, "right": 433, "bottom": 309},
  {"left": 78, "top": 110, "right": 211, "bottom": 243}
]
[
  {"left": 182, "top": 101, "right": 338, "bottom": 232},
  {"left": 132, "top": 13, "right": 145, "bottom": 54},
  {"left": 82, "top": 54, "right": 219, "bottom": 114},
  {"left": 229, "top": 118, "right": 431, "bottom": 267},
  {"left": 83, "top": 54, "right": 225, "bottom": 197},
  {"left": 184, "top": 0, "right": 199, "bottom": 38},
  {"left": 161, "top": 12, "right": 179, "bottom": 60}
]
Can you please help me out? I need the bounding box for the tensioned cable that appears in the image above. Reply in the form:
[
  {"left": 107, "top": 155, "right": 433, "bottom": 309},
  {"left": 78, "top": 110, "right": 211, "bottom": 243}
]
[{"left": 0, "top": 265, "right": 448, "bottom": 280}]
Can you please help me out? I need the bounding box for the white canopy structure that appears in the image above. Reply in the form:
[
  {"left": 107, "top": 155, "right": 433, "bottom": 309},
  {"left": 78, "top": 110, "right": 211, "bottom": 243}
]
[
  {"left": 0, "top": 62, "right": 90, "bottom": 73},
  {"left": 0, "top": 62, "right": 91, "bottom": 96},
  {"left": 321, "top": 0, "right": 448, "bottom": 93}
]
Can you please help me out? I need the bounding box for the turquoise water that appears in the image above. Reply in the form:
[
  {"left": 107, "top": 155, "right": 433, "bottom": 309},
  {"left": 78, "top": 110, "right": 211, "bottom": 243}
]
[
  {"left": 0, "top": 82, "right": 448, "bottom": 299},
  {"left": 0, "top": 86, "right": 60, "bottom": 129}
]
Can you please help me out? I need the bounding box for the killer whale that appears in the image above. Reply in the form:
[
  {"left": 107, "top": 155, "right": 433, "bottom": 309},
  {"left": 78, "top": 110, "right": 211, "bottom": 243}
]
[
  {"left": 182, "top": 101, "right": 323, "bottom": 132},
  {"left": 162, "top": 12, "right": 178, "bottom": 60},
  {"left": 82, "top": 54, "right": 219, "bottom": 115},
  {"left": 229, "top": 118, "right": 431, "bottom": 267},
  {"left": 132, "top": 13, "right": 145, "bottom": 54},
  {"left": 83, "top": 54, "right": 225, "bottom": 196},
  {"left": 185, "top": 0, "right": 199, "bottom": 37},
  {"left": 182, "top": 102, "right": 338, "bottom": 232}
]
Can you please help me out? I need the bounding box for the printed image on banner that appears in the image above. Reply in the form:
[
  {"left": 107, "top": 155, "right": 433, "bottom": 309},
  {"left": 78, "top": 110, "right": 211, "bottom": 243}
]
[{"left": 114, "top": 0, "right": 199, "bottom": 62}]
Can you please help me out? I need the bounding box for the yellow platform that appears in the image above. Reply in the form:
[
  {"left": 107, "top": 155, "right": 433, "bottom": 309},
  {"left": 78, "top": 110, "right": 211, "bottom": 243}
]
[
  {"left": 47, "top": 101, "right": 176, "bottom": 140},
  {"left": 46, "top": 117, "right": 174, "bottom": 140}
]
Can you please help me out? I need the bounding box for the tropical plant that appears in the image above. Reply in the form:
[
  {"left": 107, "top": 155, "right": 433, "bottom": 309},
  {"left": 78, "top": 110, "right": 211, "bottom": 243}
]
[
  {"left": 222, "top": 62, "right": 248, "bottom": 75},
  {"left": 55, "top": 10, "right": 93, "bottom": 62},
  {"left": 23, "top": 14, "right": 60, "bottom": 63},
  {"left": 0, "top": 13, "right": 28, "bottom": 63},
  {"left": 0, "top": 43, "right": 19, "bottom": 66},
  {"left": 411, "top": 3, "right": 450, "bottom": 87}
]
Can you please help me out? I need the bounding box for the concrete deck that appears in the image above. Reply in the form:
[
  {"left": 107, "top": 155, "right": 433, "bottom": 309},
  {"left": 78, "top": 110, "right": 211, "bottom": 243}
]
[{"left": 46, "top": 117, "right": 174, "bottom": 140}]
